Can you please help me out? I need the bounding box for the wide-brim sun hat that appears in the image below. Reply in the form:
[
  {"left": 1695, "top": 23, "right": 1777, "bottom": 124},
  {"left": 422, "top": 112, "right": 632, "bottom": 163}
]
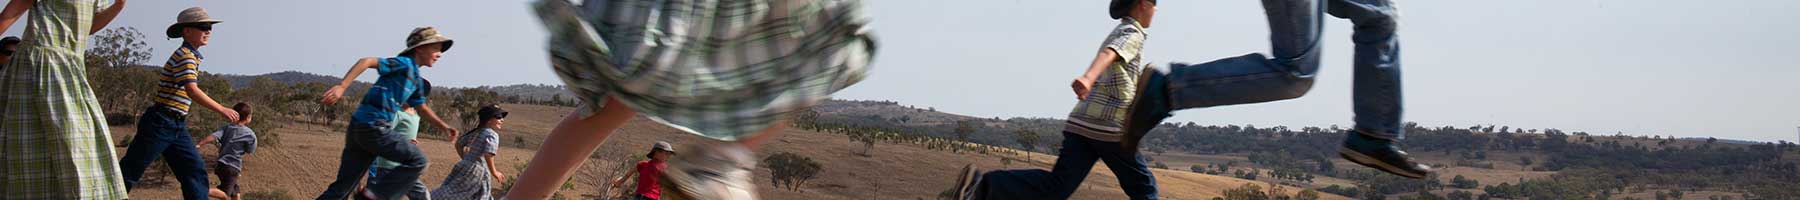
[
  {"left": 478, "top": 104, "right": 508, "bottom": 121},
  {"left": 653, "top": 141, "right": 676, "bottom": 154},
  {"left": 400, "top": 26, "right": 454, "bottom": 56},
  {"left": 166, "top": 7, "right": 222, "bottom": 38}
]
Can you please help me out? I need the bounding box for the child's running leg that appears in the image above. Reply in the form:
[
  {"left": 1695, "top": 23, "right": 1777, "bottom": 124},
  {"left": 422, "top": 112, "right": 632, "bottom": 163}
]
[
  {"left": 1328, "top": 0, "right": 1402, "bottom": 140},
  {"left": 117, "top": 131, "right": 170, "bottom": 189},
  {"left": 1129, "top": 0, "right": 1426, "bottom": 178},
  {"left": 362, "top": 126, "right": 432, "bottom": 199},
  {"left": 506, "top": 97, "right": 637, "bottom": 199},
  {"left": 315, "top": 127, "right": 381, "bottom": 199},
  {"left": 208, "top": 189, "right": 229, "bottom": 200},
  {"left": 967, "top": 132, "right": 1102, "bottom": 199},
  {"left": 659, "top": 120, "right": 798, "bottom": 200},
  {"left": 211, "top": 164, "right": 239, "bottom": 200},
  {"left": 162, "top": 130, "right": 212, "bottom": 200},
  {"left": 1095, "top": 141, "right": 1158, "bottom": 200},
  {"left": 119, "top": 108, "right": 180, "bottom": 188},
  {"left": 1119, "top": 0, "right": 1326, "bottom": 152},
  {"left": 407, "top": 180, "right": 430, "bottom": 200},
  {"left": 1324, "top": 0, "right": 1429, "bottom": 179}
]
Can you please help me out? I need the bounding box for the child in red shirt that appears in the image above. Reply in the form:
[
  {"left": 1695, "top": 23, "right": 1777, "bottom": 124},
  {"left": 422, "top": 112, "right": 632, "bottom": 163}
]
[{"left": 613, "top": 142, "right": 674, "bottom": 200}]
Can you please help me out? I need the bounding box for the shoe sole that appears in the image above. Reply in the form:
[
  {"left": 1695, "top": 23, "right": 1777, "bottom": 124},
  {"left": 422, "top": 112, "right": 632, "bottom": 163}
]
[
  {"left": 954, "top": 164, "right": 980, "bottom": 200},
  {"left": 1338, "top": 146, "right": 1427, "bottom": 179},
  {"left": 1119, "top": 67, "right": 1161, "bottom": 153}
]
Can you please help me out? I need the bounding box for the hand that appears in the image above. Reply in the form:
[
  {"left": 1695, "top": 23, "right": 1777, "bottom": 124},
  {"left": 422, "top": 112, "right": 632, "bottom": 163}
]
[
  {"left": 1071, "top": 76, "right": 1096, "bottom": 100},
  {"left": 218, "top": 109, "right": 241, "bottom": 123},
  {"left": 320, "top": 85, "right": 347, "bottom": 104},
  {"left": 441, "top": 125, "right": 460, "bottom": 139},
  {"left": 492, "top": 171, "right": 507, "bottom": 181},
  {"left": 411, "top": 139, "right": 420, "bottom": 144}
]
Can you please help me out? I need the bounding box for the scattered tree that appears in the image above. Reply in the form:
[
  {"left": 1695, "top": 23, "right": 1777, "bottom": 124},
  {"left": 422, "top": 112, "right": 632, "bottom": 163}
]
[
  {"left": 1013, "top": 128, "right": 1039, "bottom": 161},
  {"left": 764, "top": 152, "right": 824, "bottom": 191}
]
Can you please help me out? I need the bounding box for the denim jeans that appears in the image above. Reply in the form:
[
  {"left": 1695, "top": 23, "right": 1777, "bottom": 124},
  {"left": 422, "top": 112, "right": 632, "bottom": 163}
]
[
  {"left": 119, "top": 107, "right": 211, "bottom": 200},
  {"left": 315, "top": 119, "right": 430, "bottom": 200},
  {"left": 368, "top": 165, "right": 432, "bottom": 200},
  {"left": 974, "top": 132, "right": 1158, "bottom": 200},
  {"left": 1150, "top": 0, "right": 1404, "bottom": 139}
]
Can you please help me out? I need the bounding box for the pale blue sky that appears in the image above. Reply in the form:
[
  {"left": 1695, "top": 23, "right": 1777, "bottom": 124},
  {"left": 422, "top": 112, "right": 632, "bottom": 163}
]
[{"left": 13, "top": 0, "right": 1797, "bottom": 142}]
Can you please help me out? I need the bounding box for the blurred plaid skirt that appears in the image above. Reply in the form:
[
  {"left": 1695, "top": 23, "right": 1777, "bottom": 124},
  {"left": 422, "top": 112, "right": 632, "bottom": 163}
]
[{"left": 532, "top": 0, "right": 875, "bottom": 140}]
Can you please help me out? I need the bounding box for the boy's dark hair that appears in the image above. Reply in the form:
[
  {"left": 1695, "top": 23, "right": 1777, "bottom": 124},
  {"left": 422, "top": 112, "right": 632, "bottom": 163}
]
[
  {"left": 1110, "top": 0, "right": 1157, "bottom": 19},
  {"left": 0, "top": 36, "right": 20, "bottom": 47},
  {"left": 232, "top": 102, "right": 252, "bottom": 120}
]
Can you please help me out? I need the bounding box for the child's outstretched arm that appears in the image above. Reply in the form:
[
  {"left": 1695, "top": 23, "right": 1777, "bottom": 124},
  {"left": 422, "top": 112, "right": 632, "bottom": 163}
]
[
  {"left": 506, "top": 96, "right": 637, "bottom": 199},
  {"left": 0, "top": 0, "right": 33, "bottom": 34},
  {"left": 91, "top": 0, "right": 124, "bottom": 34},
  {"left": 415, "top": 103, "right": 458, "bottom": 139},
  {"left": 188, "top": 83, "right": 240, "bottom": 122},
  {"left": 1072, "top": 49, "right": 1120, "bottom": 100},
  {"left": 610, "top": 167, "right": 638, "bottom": 188},
  {"left": 320, "top": 58, "right": 380, "bottom": 105},
  {"left": 195, "top": 131, "right": 219, "bottom": 148},
  {"left": 485, "top": 152, "right": 503, "bottom": 181}
]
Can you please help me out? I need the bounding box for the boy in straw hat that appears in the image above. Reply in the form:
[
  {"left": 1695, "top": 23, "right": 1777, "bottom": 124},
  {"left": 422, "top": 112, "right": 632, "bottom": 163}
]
[
  {"left": 316, "top": 26, "right": 461, "bottom": 200},
  {"left": 117, "top": 7, "right": 232, "bottom": 200}
]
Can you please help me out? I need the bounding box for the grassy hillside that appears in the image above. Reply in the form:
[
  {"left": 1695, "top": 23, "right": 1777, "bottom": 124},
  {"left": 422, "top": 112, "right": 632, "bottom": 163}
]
[
  {"left": 83, "top": 66, "right": 1797, "bottom": 199},
  {"left": 119, "top": 104, "right": 1349, "bottom": 200}
]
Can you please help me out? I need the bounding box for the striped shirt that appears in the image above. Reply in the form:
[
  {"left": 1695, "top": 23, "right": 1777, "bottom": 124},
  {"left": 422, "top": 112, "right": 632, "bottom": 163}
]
[
  {"left": 154, "top": 44, "right": 203, "bottom": 115},
  {"left": 1065, "top": 18, "right": 1148, "bottom": 142}
]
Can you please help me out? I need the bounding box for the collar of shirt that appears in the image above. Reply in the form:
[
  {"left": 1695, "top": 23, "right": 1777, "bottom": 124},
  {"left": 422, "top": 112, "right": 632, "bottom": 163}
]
[
  {"left": 1119, "top": 17, "right": 1149, "bottom": 38},
  {"left": 222, "top": 124, "right": 248, "bottom": 131},
  {"left": 182, "top": 42, "right": 204, "bottom": 60}
]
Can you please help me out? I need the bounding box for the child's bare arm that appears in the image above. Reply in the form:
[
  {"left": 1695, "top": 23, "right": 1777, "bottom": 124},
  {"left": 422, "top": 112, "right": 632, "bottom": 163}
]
[
  {"left": 91, "top": 0, "right": 124, "bottom": 34},
  {"left": 485, "top": 153, "right": 503, "bottom": 180},
  {"left": 415, "top": 104, "right": 458, "bottom": 139},
  {"left": 506, "top": 96, "right": 637, "bottom": 199},
  {"left": 320, "top": 58, "right": 380, "bottom": 105},
  {"left": 186, "top": 83, "right": 240, "bottom": 122},
  {"left": 195, "top": 133, "right": 217, "bottom": 148},
  {"left": 611, "top": 168, "right": 637, "bottom": 187},
  {"left": 1072, "top": 49, "right": 1120, "bottom": 100},
  {"left": 0, "top": 0, "right": 34, "bottom": 34}
]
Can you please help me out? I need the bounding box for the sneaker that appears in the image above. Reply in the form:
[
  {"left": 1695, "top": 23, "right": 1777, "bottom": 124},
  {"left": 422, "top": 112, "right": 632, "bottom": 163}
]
[
  {"left": 661, "top": 143, "right": 759, "bottom": 200},
  {"left": 950, "top": 164, "right": 984, "bottom": 200},
  {"left": 1120, "top": 66, "right": 1171, "bottom": 153},
  {"left": 1338, "top": 129, "right": 1433, "bottom": 179}
]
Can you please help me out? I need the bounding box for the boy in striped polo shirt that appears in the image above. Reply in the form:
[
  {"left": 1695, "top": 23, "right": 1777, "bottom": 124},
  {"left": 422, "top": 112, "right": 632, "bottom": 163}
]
[{"left": 117, "top": 7, "right": 236, "bottom": 200}]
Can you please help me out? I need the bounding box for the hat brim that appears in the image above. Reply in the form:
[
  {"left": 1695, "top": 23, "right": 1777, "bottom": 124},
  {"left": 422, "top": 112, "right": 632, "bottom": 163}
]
[
  {"left": 399, "top": 39, "right": 454, "bottom": 56},
  {"left": 165, "top": 21, "right": 222, "bottom": 38}
]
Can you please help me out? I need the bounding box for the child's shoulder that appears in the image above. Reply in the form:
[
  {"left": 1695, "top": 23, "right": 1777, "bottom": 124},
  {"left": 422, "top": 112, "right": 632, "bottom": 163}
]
[
  {"left": 223, "top": 124, "right": 257, "bottom": 134},
  {"left": 1109, "top": 19, "right": 1145, "bottom": 36}
]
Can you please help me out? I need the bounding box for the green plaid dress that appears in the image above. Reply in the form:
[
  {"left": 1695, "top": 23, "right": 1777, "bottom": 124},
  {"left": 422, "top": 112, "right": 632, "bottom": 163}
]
[
  {"left": 0, "top": 0, "right": 130, "bottom": 199},
  {"left": 532, "top": 0, "right": 875, "bottom": 140}
]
